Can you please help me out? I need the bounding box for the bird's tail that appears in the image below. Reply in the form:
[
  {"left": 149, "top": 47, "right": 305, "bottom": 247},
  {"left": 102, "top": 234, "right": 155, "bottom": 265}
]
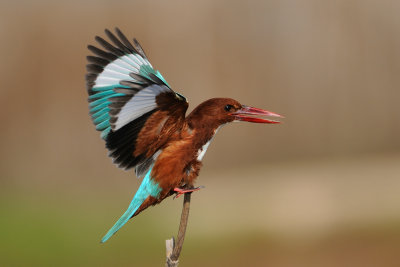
[
  {"left": 100, "top": 193, "right": 145, "bottom": 243},
  {"left": 100, "top": 168, "right": 162, "bottom": 243}
]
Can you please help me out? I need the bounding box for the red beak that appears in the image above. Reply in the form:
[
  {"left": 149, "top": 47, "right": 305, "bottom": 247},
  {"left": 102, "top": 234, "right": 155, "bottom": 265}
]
[{"left": 231, "top": 105, "right": 283, "bottom": 124}]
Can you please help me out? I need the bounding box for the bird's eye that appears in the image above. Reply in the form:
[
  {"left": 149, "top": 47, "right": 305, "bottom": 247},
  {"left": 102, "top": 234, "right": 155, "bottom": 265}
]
[{"left": 225, "top": 105, "right": 234, "bottom": 112}]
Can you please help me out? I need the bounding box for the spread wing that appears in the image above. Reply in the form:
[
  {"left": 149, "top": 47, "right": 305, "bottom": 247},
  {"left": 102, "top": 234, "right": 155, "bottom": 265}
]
[{"left": 86, "top": 28, "right": 188, "bottom": 173}]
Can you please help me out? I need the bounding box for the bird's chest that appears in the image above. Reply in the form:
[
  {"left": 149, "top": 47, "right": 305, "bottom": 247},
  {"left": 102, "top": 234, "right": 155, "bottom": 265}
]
[
  {"left": 195, "top": 127, "right": 219, "bottom": 162},
  {"left": 196, "top": 139, "right": 213, "bottom": 161},
  {"left": 182, "top": 130, "right": 219, "bottom": 185},
  {"left": 180, "top": 148, "right": 206, "bottom": 186}
]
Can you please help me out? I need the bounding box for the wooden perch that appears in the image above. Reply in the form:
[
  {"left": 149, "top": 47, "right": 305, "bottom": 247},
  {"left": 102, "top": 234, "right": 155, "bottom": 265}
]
[{"left": 165, "top": 193, "right": 192, "bottom": 267}]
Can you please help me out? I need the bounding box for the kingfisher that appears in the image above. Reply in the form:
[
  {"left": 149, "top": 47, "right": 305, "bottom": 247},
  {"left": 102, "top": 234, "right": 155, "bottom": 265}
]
[{"left": 86, "top": 28, "right": 283, "bottom": 243}]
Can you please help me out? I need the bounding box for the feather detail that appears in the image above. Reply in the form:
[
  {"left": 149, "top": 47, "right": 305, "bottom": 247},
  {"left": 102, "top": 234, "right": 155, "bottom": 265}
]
[
  {"left": 106, "top": 110, "right": 155, "bottom": 169},
  {"left": 135, "top": 150, "right": 162, "bottom": 178}
]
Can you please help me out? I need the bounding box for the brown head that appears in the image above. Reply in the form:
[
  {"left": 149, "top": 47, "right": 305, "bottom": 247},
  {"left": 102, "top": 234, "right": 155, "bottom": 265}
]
[{"left": 187, "top": 98, "right": 282, "bottom": 129}]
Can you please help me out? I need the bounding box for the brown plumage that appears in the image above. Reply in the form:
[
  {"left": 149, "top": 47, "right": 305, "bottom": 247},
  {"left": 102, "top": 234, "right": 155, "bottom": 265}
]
[
  {"left": 133, "top": 98, "right": 253, "bottom": 215},
  {"left": 86, "top": 29, "right": 282, "bottom": 243}
]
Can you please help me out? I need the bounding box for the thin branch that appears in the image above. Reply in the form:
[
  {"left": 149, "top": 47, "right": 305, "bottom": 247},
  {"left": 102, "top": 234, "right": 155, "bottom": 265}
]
[{"left": 165, "top": 193, "right": 192, "bottom": 267}]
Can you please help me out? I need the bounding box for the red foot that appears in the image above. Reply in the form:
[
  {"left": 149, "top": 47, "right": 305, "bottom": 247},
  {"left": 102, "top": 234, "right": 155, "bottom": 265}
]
[{"left": 173, "top": 186, "right": 204, "bottom": 199}]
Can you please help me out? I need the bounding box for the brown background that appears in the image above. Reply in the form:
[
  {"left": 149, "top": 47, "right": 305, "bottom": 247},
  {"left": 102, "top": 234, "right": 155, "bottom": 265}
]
[{"left": 1, "top": 0, "right": 400, "bottom": 266}]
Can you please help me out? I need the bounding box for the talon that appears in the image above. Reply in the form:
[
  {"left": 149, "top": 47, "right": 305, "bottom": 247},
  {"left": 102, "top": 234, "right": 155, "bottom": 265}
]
[{"left": 173, "top": 186, "right": 204, "bottom": 199}]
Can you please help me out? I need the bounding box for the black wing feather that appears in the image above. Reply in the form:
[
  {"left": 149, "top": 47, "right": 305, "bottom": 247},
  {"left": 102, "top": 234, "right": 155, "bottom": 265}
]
[
  {"left": 105, "top": 29, "right": 133, "bottom": 54},
  {"left": 115, "top": 27, "right": 137, "bottom": 53},
  {"left": 106, "top": 110, "right": 156, "bottom": 170},
  {"left": 95, "top": 36, "right": 125, "bottom": 57}
]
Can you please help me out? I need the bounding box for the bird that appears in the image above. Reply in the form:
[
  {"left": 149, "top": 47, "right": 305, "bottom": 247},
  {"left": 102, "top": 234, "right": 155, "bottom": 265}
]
[{"left": 85, "top": 28, "right": 283, "bottom": 243}]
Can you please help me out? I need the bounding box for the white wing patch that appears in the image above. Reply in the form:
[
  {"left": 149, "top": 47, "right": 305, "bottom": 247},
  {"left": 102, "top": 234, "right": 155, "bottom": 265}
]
[
  {"left": 114, "top": 84, "right": 170, "bottom": 131},
  {"left": 93, "top": 54, "right": 149, "bottom": 88}
]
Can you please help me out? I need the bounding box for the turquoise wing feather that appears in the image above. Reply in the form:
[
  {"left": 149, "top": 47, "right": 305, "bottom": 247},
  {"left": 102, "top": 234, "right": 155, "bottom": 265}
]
[{"left": 101, "top": 167, "right": 162, "bottom": 243}]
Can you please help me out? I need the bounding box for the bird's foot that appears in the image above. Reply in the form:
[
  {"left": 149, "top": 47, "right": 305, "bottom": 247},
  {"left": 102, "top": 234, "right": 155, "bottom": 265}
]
[{"left": 173, "top": 186, "right": 204, "bottom": 199}]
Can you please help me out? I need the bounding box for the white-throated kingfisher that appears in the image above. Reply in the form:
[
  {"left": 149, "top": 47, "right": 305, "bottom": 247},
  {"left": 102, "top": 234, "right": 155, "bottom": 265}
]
[{"left": 85, "top": 28, "right": 283, "bottom": 243}]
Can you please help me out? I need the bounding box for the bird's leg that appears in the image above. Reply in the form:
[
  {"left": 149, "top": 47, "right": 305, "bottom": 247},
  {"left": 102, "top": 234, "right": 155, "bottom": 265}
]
[{"left": 173, "top": 186, "right": 204, "bottom": 199}]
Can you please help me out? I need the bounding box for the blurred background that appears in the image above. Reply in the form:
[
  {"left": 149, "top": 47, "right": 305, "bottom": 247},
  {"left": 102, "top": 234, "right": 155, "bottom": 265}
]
[{"left": 1, "top": 0, "right": 400, "bottom": 266}]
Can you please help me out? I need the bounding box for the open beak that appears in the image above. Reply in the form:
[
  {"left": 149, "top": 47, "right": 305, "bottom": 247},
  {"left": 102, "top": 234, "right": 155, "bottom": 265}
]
[{"left": 231, "top": 105, "right": 284, "bottom": 124}]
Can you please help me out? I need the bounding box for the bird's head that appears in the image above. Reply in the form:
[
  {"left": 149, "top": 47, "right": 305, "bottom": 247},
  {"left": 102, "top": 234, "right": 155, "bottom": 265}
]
[{"left": 188, "top": 98, "right": 283, "bottom": 128}]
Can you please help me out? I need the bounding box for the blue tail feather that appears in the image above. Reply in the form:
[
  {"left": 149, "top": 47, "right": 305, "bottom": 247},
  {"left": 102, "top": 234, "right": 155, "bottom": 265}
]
[{"left": 101, "top": 168, "right": 162, "bottom": 243}]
